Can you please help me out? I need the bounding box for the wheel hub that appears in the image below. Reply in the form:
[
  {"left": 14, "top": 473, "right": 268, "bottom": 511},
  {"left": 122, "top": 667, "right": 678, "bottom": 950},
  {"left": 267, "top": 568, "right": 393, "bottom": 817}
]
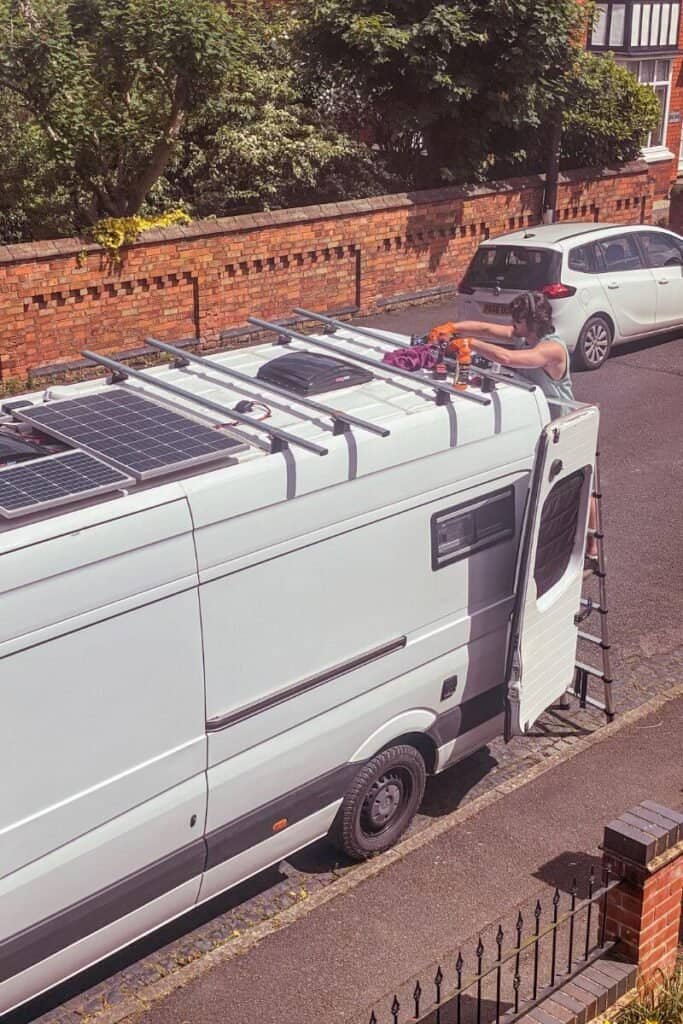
[
  {"left": 362, "top": 773, "right": 405, "bottom": 831},
  {"left": 584, "top": 323, "right": 609, "bottom": 365}
]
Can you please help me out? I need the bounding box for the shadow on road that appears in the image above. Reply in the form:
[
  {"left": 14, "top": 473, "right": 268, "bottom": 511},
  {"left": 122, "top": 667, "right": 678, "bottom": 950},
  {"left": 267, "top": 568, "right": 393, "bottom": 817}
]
[{"left": 532, "top": 851, "right": 604, "bottom": 896}]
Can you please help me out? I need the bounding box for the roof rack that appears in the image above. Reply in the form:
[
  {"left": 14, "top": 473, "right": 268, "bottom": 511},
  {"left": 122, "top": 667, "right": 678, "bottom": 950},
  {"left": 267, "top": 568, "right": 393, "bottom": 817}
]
[
  {"left": 145, "top": 336, "right": 389, "bottom": 439},
  {"left": 247, "top": 317, "right": 491, "bottom": 408},
  {"left": 81, "top": 350, "right": 329, "bottom": 457},
  {"left": 292, "top": 308, "right": 537, "bottom": 394}
]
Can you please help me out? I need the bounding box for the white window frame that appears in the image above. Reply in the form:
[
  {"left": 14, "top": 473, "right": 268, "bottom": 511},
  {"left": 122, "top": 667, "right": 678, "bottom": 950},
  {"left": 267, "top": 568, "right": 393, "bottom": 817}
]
[{"left": 618, "top": 57, "right": 675, "bottom": 160}]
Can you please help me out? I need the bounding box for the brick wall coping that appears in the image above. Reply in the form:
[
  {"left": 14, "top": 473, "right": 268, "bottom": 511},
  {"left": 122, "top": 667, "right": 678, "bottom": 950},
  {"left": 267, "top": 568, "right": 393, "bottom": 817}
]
[
  {"left": 0, "top": 161, "right": 649, "bottom": 266},
  {"left": 603, "top": 800, "right": 683, "bottom": 868}
]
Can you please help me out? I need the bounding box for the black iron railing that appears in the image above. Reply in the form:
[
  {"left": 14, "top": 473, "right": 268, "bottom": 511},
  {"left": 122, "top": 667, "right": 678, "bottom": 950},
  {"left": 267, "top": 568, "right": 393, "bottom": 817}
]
[{"left": 368, "top": 868, "right": 620, "bottom": 1024}]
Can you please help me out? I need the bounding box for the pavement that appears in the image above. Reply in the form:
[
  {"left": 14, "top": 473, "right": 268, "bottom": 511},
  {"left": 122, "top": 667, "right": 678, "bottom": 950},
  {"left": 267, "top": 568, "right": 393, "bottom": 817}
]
[
  {"left": 120, "top": 691, "right": 683, "bottom": 1024},
  {"left": 13, "top": 307, "right": 683, "bottom": 1024}
]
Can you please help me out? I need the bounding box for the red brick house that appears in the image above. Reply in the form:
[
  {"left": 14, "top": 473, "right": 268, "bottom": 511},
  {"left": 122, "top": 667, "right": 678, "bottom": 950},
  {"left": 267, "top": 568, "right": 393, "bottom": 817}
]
[{"left": 587, "top": 1, "right": 683, "bottom": 221}]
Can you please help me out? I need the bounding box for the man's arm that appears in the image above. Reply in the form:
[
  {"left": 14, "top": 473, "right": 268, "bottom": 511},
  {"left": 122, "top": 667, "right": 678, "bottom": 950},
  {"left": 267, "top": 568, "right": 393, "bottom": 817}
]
[
  {"left": 470, "top": 338, "right": 566, "bottom": 377},
  {"left": 429, "top": 320, "right": 515, "bottom": 342}
]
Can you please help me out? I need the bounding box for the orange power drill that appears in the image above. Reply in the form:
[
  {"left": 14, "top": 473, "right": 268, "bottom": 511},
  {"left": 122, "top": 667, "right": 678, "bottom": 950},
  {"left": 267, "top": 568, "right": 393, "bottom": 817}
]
[{"left": 427, "top": 323, "right": 473, "bottom": 387}]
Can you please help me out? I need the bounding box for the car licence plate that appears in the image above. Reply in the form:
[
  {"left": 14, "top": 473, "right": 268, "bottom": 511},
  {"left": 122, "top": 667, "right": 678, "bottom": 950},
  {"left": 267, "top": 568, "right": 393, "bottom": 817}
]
[{"left": 483, "top": 302, "right": 511, "bottom": 315}]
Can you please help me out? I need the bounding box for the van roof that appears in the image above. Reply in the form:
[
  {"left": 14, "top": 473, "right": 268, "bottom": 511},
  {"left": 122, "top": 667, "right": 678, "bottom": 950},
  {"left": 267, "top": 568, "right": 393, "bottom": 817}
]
[{"left": 0, "top": 326, "right": 551, "bottom": 533}]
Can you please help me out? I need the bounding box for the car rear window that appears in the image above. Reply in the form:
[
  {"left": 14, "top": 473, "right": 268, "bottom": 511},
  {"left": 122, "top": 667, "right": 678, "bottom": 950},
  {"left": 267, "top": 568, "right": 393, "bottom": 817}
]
[
  {"left": 462, "top": 246, "right": 559, "bottom": 291},
  {"left": 568, "top": 243, "right": 599, "bottom": 274}
]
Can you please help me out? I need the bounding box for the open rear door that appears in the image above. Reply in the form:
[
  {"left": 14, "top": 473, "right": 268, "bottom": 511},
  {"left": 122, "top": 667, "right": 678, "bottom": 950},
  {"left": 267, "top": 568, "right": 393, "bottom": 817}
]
[{"left": 506, "top": 406, "right": 600, "bottom": 737}]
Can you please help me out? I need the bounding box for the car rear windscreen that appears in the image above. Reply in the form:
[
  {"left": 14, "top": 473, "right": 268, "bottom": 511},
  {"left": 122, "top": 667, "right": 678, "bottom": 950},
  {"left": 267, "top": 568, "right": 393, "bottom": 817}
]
[{"left": 462, "top": 246, "right": 559, "bottom": 291}]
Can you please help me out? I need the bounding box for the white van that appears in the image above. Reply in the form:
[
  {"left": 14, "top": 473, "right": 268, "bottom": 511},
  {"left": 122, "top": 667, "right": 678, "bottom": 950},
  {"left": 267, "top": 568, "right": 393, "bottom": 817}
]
[{"left": 0, "top": 316, "right": 599, "bottom": 1014}]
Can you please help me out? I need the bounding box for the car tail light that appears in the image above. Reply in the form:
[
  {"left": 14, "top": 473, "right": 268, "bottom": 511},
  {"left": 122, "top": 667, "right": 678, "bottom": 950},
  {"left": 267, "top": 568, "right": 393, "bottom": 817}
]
[
  {"left": 458, "top": 280, "right": 475, "bottom": 295},
  {"left": 542, "top": 283, "right": 576, "bottom": 299}
]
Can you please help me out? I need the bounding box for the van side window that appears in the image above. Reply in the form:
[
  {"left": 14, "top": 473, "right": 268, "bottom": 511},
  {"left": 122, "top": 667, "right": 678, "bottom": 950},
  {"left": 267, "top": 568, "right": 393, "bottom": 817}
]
[
  {"left": 431, "top": 487, "right": 515, "bottom": 570},
  {"left": 534, "top": 469, "right": 587, "bottom": 598},
  {"left": 568, "top": 243, "right": 598, "bottom": 274}
]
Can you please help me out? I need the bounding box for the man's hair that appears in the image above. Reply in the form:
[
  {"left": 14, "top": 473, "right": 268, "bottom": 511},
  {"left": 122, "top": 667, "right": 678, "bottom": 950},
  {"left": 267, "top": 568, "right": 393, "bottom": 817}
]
[{"left": 509, "top": 292, "right": 555, "bottom": 337}]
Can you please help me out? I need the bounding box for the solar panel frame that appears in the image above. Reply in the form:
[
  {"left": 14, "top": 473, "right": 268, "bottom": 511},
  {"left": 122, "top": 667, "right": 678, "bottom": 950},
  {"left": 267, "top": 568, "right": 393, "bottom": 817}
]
[
  {"left": 15, "top": 389, "right": 246, "bottom": 480},
  {"left": 0, "top": 450, "right": 134, "bottom": 519}
]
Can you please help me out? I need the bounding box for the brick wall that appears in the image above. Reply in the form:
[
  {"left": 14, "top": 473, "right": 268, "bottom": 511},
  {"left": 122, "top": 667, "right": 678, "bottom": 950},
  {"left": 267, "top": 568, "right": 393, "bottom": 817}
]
[
  {"left": 0, "top": 162, "right": 653, "bottom": 383},
  {"left": 602, "top": 802, "right": 683, "bottom": 988}
]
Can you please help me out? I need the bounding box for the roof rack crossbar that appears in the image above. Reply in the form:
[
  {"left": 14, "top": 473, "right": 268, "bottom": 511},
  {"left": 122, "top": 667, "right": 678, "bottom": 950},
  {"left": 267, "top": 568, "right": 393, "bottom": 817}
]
[
  {"left": 145, "top": 336, "right": 389, "bottom": 439},
  {"left": 292, "top": 308, "right": 536, "bottom": 393},
  {"left": 247, "top": 317, "right": 491, "bottom": 408},
  {"left": 81, "top": 350, "right": 329, "bottom": 457}
]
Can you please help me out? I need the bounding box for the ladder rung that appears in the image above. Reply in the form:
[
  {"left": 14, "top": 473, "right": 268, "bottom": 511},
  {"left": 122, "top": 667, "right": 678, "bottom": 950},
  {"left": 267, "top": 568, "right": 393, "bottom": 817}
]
[
  {"left": 575, "top": 660, "right": 610, "bottom": 682},
  {"left": 578, "top": 630, "right": 608, "bottom": 648},
  {"left": 575, "top": 693, "right": 608, "bottom": 714},
  {"left": 581, "top": 597, "right": 607, "bottom": 614}
]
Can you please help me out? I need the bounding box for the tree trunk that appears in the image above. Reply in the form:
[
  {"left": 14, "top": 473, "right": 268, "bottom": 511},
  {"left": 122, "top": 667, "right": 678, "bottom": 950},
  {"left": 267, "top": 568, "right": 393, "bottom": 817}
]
[{"left": 543, "top": 112, "right": 563, "bottom": 225}]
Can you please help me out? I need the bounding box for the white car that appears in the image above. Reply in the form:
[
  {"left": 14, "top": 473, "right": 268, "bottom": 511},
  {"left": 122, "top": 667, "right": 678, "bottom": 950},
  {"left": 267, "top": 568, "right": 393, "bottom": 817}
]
[{"left": 456, "top": 222, "right": 683, "bottom": 369}]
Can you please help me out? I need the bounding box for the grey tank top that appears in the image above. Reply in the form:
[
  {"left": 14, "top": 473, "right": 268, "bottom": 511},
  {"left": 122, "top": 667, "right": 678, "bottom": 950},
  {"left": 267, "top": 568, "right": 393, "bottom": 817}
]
[{"left": 513, "top": 334, "right": 574, "bottom": 418}]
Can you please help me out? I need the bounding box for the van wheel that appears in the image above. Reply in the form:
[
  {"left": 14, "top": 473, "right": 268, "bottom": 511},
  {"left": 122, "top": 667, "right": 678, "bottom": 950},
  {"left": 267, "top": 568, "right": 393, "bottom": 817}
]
[
  {"left": 331, "top": 745, "right": 426, "bottom": 861},
  {"left": 572, "top": 315, "right": 613, "bottom": 371}
]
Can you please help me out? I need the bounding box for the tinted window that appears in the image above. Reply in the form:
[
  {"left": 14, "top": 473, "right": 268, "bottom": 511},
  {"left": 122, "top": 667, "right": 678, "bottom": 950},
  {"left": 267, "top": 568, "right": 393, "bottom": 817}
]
[
  {"left": 568, "top": 243, "right": 599, "bottom": 274},
  {"left": 534, "top": 470, "right": 587, "bottom": 598},
  {"left": 463, "top": 247, "right": 558, "bottom": 291},
  {"left": 431, "top": 487, "right": 515, "bottom": 571},
  {"left": 595, "top": 234, "right": 644, "bottom": 273},
  {"left": 637, "top": 231, "right": 683, "bottom": 269}
]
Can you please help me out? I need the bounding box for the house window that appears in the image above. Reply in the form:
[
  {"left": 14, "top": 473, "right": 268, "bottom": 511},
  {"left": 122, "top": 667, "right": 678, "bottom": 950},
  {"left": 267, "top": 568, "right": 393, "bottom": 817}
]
[
  {"left": 589, "top": 2, "right": 681, "bottom": 51},
  {"left": 431, "top": 487, "right": 515, "bottom": 571},
  {"left": 620, "top": 58, "right": 672, "bottom": 148}
]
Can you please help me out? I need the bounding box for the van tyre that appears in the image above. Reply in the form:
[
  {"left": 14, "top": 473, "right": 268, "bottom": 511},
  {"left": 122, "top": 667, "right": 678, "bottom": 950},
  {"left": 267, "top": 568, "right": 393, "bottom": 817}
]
[
  {"left": 331, "top": 745, "right": 427, "bottom": 861},
  {"left": 572, "top": 315, "right": 613, "bottom": 371}
]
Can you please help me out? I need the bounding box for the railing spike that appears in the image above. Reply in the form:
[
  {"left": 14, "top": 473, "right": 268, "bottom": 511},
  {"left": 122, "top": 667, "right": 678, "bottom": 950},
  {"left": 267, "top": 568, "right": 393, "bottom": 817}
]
[
  {"left": 391, "top": 994, "right": 400, "bottom": 1024},
  {"left": 414, "top": 980, "right": 422, "bottom": 1018}
]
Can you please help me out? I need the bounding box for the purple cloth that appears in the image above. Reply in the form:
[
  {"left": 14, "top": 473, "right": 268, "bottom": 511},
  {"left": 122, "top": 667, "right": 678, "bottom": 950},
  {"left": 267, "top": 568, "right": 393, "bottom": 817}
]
[{"left": 382, "top": 344, "right": 438, "bottom": 372}]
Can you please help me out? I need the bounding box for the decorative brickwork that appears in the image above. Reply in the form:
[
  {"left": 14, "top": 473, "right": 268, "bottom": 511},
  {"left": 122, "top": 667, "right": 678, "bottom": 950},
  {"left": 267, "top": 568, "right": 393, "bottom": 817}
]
[
  {"left": 601, "top": 801, "right": 683, "bottom": 987},
  {"left": 0, "top": 162, "right": 653, "bottom": 382}
]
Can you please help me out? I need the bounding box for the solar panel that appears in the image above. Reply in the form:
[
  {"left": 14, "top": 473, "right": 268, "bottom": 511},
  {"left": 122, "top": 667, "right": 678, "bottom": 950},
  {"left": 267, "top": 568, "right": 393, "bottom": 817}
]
[
  {"left": 16, "top": 389, "right": 244, "bottom": 480},
  {"left": 0, "top": 450, "right": 134, "bottom": 519}
]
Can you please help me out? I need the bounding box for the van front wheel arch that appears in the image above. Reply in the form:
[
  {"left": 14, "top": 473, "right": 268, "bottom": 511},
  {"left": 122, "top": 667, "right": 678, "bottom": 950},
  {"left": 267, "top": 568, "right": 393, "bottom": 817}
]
[{"left": 330, "top": 745, "right": 426, "bottom": 861}]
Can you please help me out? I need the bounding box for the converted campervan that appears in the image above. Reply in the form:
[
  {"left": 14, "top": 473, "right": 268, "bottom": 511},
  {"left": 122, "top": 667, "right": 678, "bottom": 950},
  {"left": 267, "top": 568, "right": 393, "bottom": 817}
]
[{"left": 0, "top": 313, "right": 603, "bottom": 1014}]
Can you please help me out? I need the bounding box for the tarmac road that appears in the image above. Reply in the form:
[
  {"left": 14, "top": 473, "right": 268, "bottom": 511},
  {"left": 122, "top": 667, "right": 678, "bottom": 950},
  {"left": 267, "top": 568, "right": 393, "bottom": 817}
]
[{"left": 14, "top": 312, "right": 683, "bottom": 1024}]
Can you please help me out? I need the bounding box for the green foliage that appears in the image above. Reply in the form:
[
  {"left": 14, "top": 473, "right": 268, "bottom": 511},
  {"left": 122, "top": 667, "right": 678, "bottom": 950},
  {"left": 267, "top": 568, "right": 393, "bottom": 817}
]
[
  {"left": 0, "top": 0, "right": 246, "bottom": 223},
  {"left": 561, "top": 52, "right": 661, "bottom": 167},
  {"left": 168, "top": 21, "right": 390, "bottom": 216},
  {"left": 298, "top": 0, "right": 588, "bottom": 185},
  {"left": 612, "top": 966, "right": 683, "bottom": 1024},
  {"left": 0, "top": 88, "right": 80, "bottom": 241},
  {"left": 0, "top": 0, "right": 668, "bottom": 243}
]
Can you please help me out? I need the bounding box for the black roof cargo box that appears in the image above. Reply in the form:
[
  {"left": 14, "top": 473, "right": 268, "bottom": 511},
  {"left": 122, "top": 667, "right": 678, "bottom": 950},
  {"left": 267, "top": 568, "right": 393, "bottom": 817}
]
[{"left": 256, "top": 350, "right": 373, "bottom": 396}]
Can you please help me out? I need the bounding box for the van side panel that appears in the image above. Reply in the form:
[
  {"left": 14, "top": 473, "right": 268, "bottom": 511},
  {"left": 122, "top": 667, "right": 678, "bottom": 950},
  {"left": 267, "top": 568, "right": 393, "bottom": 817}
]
[
  {"left": 192, "top": 466, "right": 529, "bottom": 900},
  {"left": 0, "top": 500, "right": 207, "bottom": 1009}
]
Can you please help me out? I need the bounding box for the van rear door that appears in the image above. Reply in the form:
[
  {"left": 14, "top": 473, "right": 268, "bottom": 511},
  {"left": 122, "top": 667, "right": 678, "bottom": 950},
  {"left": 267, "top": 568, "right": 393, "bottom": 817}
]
[{"left": 506, "top": 406, "right": 599, "bottom": 736}]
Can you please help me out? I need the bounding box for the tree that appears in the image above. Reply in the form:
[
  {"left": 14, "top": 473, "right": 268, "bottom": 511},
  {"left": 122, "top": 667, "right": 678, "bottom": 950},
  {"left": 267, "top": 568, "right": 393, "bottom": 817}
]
[
  {"left": 561, "top": 52, "right": 660, "bottom": 168},
  {"left": 165, "top": 12, "right": 389, "bottom": 217},
  {"left": 298, "top": 0, "right": 588, "bottom": 187},
  {"left": 0, "top": 0, "right": 248, "bottom": 224}
]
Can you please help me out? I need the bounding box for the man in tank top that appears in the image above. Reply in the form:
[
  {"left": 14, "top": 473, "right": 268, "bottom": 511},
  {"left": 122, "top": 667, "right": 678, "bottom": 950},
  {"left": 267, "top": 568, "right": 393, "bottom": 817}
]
[
  {"left": 428, "top": 292, "right": 597, "bottom": 559},
  {"left": 428, "top": 291, "right": 574, "bottom": 410}
]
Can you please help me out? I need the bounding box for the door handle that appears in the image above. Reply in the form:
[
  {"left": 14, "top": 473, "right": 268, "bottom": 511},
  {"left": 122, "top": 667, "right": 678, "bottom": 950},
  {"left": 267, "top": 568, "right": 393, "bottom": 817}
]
[
  {"left": 607, "top": 282, "right": 620, "bottom": 290},
  {"left": 657, "top": 278, "right": 669, "bottom": 285}
]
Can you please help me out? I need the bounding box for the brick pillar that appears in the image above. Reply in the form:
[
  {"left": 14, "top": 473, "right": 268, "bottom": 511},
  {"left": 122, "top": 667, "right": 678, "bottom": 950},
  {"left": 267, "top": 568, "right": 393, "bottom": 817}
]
[{"left": 602, "top": 802, "right": 683, "bottom": 987}]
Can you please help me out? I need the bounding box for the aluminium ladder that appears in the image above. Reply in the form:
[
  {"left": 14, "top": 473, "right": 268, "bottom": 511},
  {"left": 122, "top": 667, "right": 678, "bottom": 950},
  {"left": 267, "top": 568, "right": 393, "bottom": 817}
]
[{"left": 571, "top": 448, "right": 615, "bottom": 721}]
